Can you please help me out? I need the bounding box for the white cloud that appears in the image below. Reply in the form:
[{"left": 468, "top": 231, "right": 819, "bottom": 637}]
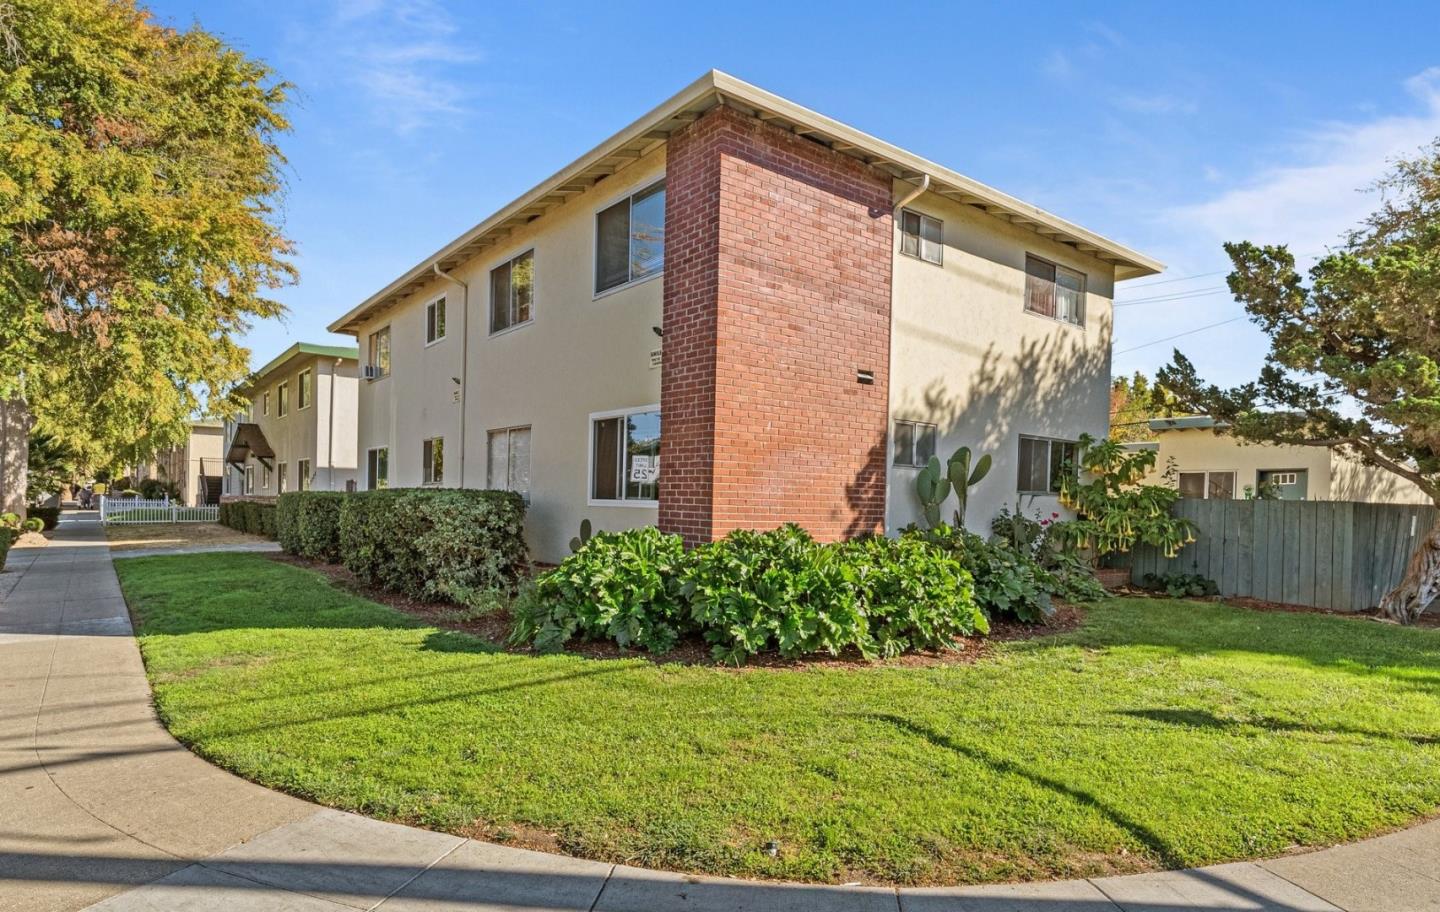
[
  {"left": 327, "top": 0, "right": 484, "bottom": 134},
  {"left": 1167, "top": 67, "right": 1440, "bottom": 255}
]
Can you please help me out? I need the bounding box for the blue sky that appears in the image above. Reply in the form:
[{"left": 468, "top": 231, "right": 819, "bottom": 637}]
[{"left": 146, "top": 1, "right": 1440, "bottom": 389}]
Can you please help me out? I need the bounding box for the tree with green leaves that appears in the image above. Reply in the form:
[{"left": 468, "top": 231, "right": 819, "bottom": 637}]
[
  {"left": 1109, "top": 372, "right": 1174, "bottom": 443},
  {"left": 1158, "top": 140, "right": 1440, "bottom": 622},
  {"left": 0, "top": 0, "right": 292, "bottom": 487}
]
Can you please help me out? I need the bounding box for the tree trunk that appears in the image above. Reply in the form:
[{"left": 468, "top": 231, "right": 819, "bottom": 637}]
[
  {"left": 1378, "top": 513, "right": 1440, "bottom": 623},
  {"left": 0, "top": 397, "right": 30, "bottom": 519}
]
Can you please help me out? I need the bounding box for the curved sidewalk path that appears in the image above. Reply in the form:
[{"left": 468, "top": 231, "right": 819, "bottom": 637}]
[{"left": 2, "top": 517, "right": 1438, "bottom": 911}]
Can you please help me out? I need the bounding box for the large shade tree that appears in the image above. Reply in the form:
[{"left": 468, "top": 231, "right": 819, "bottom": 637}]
[
  {"left": 0, "top": 0, "right": 292, "bottom": 478},
  {"left": 1159, "top": 140, "right": 1440, "bottom": 622}
]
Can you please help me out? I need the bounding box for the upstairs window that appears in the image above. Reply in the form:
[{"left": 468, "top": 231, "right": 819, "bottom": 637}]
[
  {"left": 1024, "top": 255, "right": 1085, "bottom": 326},
  {"left": 426, "top": 296, "right": 447, "bottom": 344},
  {"left": 298, "top": 369, "right": 312, "bottom": 410},
  {"left": 1018, "top": 435, "right": 1078, "bottom": 494},
  {"left": 422, "top": 437, "right": 444, "bottom": 485},
  {"left": 591, "top": 407, "right": 660, "bottom": 503},
  {"left": 893, "top": 420, "right": 938, "bottom": 467},
  {"left": 489, "top": 251, "right": 534, "bottom": 334},
  {"left": 277, "top": 381, "right": 289, "bottom": 417},
  {"left": 595, "top": 181, "right": 665, "bottom": 294},
  {"left": 900, "top": 210, "right": 943, "bottom": 265},
  {"left": 262, "top": 391, "right": 270, "bottom": 417},
  {"left": 368, "top": 326, "right": 391, "bottom": 379}
]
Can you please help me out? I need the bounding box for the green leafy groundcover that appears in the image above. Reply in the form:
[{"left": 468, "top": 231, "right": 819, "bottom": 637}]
[{"left": 118, "top": 552, "right": 1440, "bottom": 886}]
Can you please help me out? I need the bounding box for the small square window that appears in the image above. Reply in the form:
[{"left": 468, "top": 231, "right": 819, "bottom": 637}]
[
  {"left": 1024, "top": 255, "right": 1085, "bottom": 326},
  {"left": 892, "top": 420, "right": 938, "bottom": 467},
  {"left": 591, "top": 408, "right": 660, "bottom": 503},
  {"left": 595, "top": 181, "right": 666, "bottom": 294},
  {"left": 1018, "top": 435, "right": 1078, "bottom": 493},
  {"left": 900, "top": 209, "right": 942, "bottom": 265}
]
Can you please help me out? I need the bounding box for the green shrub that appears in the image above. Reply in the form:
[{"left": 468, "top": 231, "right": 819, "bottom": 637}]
[
  {"left": 22, "top": 517, "right": 43, "bottom": 533},
  {"left": 30, "top": 506, "right": 59, "bottom": 530},
  {"left": 515, "top": 523, "right": 987, "bottom": 664},
  {"left": 218, "top": 500, "right": 277, "bottom": 539},
  {"left": 292, "top": 492, "right": 345, "bottom": 562},
  {"left": 1142, "top": 571, "right": 1220, "bottom": 599},
  {"left": 0, "top": 514, "right": 18, "bottom": 571},
  {"left": 137, "top": 477, "right": 179, "bottom": 501},
  {"left": 682, "top": 524, "right": 866, "bottom": 663},
  {"left": 840, "top": 534, "right": 987, "bottom": 658},
  {"left": 515, "top": 526, "right": 688, "bottom": 655},
  {"left": 276, "top": 494, "right": 300, "bottom": 551},
  {"left": 339, "top": 488, "right": 527, "bottom": 602}
]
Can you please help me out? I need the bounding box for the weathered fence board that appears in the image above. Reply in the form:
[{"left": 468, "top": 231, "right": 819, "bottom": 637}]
[{"left": 1130, "top": 499, "right": 1435, "bottom": 612}]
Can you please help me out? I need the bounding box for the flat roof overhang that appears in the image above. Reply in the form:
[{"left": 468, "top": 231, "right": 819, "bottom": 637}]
[{"left": 328, "top": 70, "right": 1164, "bottom": 336}]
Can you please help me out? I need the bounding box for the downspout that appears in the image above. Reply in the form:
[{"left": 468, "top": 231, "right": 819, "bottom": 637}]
[
  {"left": 882, "top": 175, "right": 930, "bottom": 536},
  {"left": 433, "top": 263, "right": 469, "bottom": 487},
  {"left": 327, "top": 358, "right": 338, "bottom": 490}
]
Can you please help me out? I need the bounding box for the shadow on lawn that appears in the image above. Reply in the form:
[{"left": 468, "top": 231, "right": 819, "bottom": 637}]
[
  {"left": 1118, "top": 708, "right": 1440, "bottom": 747},
  {"left": 853, "top": 712, "right": 1184, "bottom": 869}
]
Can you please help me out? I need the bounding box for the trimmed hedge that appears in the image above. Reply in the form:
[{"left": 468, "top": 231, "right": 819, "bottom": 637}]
[
  {"left": 218, "top": 500, "right": 278, "bottom": 539},
  {"left": 276, "top": 491, "right": 345, "bottom": 562},
  {"left": 339, "top": 488, "right": 527, "bottom": 602},
  {"left": 30, "top": 507, "right": 59, "bottom": 530}
]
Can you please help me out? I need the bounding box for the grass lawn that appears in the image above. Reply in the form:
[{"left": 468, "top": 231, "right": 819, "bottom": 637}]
[{"left": 116, "top": 552, "right": 1440, "bottom": 886}]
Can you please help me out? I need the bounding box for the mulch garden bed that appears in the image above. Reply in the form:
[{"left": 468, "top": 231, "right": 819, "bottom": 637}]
[{"left": 266, "top": 552, "right": 1084, "bottom": 670}]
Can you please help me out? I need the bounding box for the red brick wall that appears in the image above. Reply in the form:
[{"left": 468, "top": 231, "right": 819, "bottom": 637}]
[{"left": 660, "top": 104, "right": 893, "bottom": 545}]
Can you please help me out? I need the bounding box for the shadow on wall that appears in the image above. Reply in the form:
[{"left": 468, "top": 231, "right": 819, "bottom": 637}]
[{"left": 866, "top": 323, "right": 1113, "bottom": 530}]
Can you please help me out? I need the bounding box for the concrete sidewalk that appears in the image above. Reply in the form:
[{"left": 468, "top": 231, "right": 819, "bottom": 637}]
[{"left": 1, "top": 516, "right": 1437, "bottom": 911}]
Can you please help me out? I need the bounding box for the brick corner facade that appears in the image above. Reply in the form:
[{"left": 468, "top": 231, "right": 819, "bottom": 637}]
[{"left": 660, "top": 104, "right": 894, "bottom": 546}]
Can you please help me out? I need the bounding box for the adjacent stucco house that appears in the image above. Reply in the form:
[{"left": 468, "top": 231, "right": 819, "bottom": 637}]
[
  {"left": 1131, "top": 416, "right": 1431, "bottom": 504},
  {"left": 221, "top": 343, "right": 360, "bottom": 499},
  {"left": 151, "top": 420, "right": 225, "bottom": 505},
  {"left": 327, "top": 71, "right": 1163, "bottom": 562}
]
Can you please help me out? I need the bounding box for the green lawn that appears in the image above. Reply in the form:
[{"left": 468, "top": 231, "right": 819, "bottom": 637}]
[{"left": 116, "top": 552, "right": 1440, "bottom": 886}]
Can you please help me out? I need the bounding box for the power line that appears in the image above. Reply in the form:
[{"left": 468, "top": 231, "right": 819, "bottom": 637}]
[
  {"left": 1115, "top": 287, "right": 1229, "bottom": 307},
  {"left": 1117, "top": 250, "right": 1328, "bottom": 293},
  {"left": 1114, "top": 316, "right": 1246, "bottom": 355}
]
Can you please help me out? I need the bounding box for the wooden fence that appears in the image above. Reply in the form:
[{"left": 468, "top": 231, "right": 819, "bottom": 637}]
[{"left": 1128, "top": 499, "right": 1436, "bottom": 612}]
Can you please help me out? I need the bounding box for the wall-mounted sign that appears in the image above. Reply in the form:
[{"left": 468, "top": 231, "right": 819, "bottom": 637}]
[{"left": 649, "top": 348, "right": 663, "bottom": 369}]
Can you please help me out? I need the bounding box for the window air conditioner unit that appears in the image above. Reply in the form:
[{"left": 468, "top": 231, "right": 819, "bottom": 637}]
[{"left": 361, "top": 364, "right": 381, "bottom": 380}]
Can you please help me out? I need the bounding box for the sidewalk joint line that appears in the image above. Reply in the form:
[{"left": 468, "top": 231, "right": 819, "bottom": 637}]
[
  {"left": 367, "top": 835, "right": 470, "bottom": 911},
  {"left": 587, "top": 863, "right": 617, "bottom": 912}
]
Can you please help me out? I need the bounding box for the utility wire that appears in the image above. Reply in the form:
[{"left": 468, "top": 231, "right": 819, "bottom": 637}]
[
  {"left": 1115, "top": 287, "right": 1229, "bottom": 307},
  {"left": 1114, "top": 316, "right": 1246, "bottom": 355}
]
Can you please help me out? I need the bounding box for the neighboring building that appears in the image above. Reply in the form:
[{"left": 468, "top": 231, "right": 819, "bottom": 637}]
[
  {"left": 221, "top": 343, "right": 360, "bottom": 499},
  {"left": 1132, "top": 416, "right": 1431, "bottom": 504},
  {"left": 327, "top": 70, "right": 1162, "bottom": 562},
  {"left": 152, "top": 420, "right": 225, "bottom": 505}
]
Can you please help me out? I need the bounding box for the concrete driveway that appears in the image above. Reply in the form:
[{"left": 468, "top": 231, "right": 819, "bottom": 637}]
[{"left": 2, "top": 515, "right": 1437, "bottom": 911}]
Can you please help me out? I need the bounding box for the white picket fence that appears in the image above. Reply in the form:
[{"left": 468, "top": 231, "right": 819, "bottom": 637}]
[{"left": 99, "top": 495, "right": 219, "bottom": 524}]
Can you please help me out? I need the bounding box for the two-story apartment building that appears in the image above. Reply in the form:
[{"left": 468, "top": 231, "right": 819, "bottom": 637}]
[
  {"left": 151, "top": 420, "right": 225, "bottom": 505},
  {"left": 222, "top": 343, "right": 361, "bottom": 499},
  {"left": 328, "top": 71, "right": 1163, "bottom": 562}
]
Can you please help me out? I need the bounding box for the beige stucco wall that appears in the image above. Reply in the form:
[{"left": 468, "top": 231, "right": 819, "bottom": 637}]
[
  {"left": 352, "top": 149, "right": 667, "bottom": 562},
  {"left": 1143, "top": 429, "right": 1431, "bottom": 504},
  {"left": 225, "top": 354, "right": 360, "bottom": 496},
  {"left": 885, "top": 183, "right": 1116, "bottom": 534}
]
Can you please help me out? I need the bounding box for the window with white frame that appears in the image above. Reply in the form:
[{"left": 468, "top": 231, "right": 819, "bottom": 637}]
[
  {"left": 368, "top": 326, "right": 391, "bottom": 378},
  {"left": 367, "top": 447, "right": 388, "bottom": 490},
  {"left": 277, "top": 381, "right": 289, "bottom": 417},
  {"left": 298, "top": 458, "right": 312, "bottom": 491},
  {"left": 244, "top": 465, "right": 254, "bottom": 494},
  {"left": 487, "top": 426, "right": 531, "bottom": 498},
  {"left": 277, "top": 462, "right": 289, "bottom": 494},
  {"left": 900, "top": 209, "right": 942, "bottom": 265},
  {"left": 893, "top": 420, "right": 938, "bottom": 467},
  {"left": 422, "top": 438, "right": 444, "bottom": 485},
  {"left": 298, "top": 369, "right": 312, "bottom": 409},
  {"left": 595, "top": 181, "right": 665, "bottom": 294},
  {"left": 426, "top": 296, "right": 447, "bottom": 344},
  {"left": 1024, "top": 255, "right": 1085, "bottom": 326},
  {"left": 261, "top": 463, "right": 271, "bottom": 489},
  {"left": 1017, "top": 435, "right": 1079, "bottom": 494},
  {"left": 1178, "top": 471, "right": 1235, "bottom": 500},
  {"left": 591, "top": 407, "right": 660, "bottom": 503},
  {"left": 489, "top": 251, "right": 534, "bottom": 334},
  {"left": 262, "top": 391, "right": 269, "bottom": 417}
]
